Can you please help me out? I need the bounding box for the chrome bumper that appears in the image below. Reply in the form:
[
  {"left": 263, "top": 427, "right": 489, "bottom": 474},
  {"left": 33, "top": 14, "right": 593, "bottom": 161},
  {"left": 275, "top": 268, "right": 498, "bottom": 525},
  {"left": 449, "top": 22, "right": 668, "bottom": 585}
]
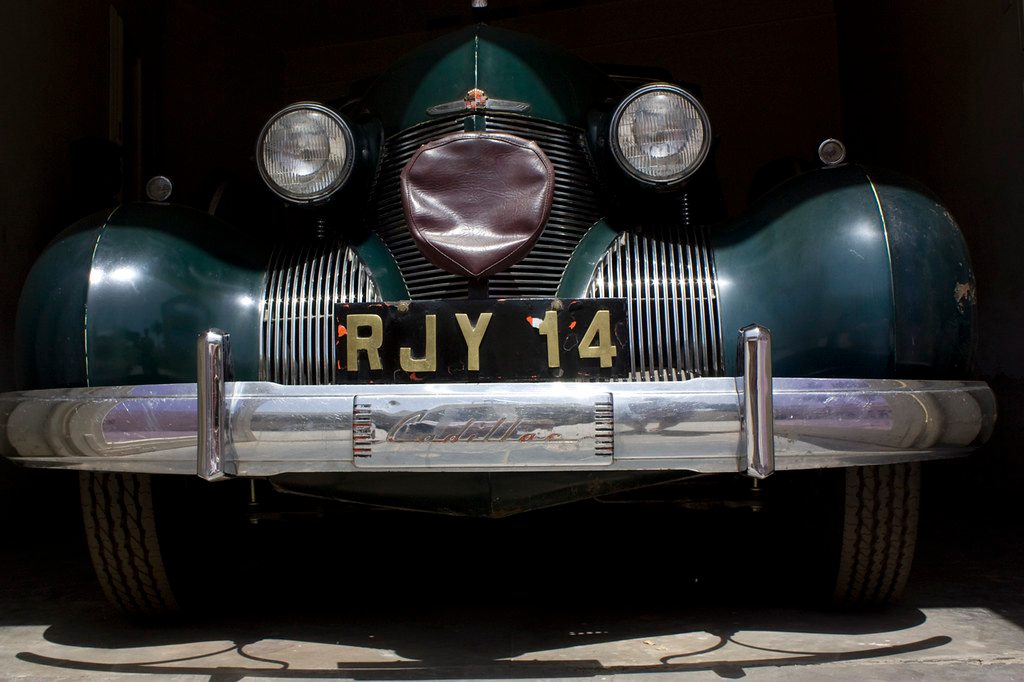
[{"left": 0, "top": 329, "right": 996, "bottom": 478}]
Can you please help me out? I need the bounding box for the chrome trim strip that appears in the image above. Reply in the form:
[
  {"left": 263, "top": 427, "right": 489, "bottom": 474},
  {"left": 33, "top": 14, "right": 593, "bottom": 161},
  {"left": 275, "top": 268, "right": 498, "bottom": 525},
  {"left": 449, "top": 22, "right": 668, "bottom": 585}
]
[
  {"left": 595, "top": 397, "right": 614, "bottom": 456},
  {"left": 426, "top": 98, "right": 532, "bottom": 116},
  {"left": 352, "top": 401, "right": 373, "bottom": 458},
  {"left": 740, "top": 325, "right": 774, "bottom": 479},
  {"left": 0, "top": 378, "right": 995, "bottom": 476},
  {"left": 196, "top": 330, "right": 231, "bottom": 481}
]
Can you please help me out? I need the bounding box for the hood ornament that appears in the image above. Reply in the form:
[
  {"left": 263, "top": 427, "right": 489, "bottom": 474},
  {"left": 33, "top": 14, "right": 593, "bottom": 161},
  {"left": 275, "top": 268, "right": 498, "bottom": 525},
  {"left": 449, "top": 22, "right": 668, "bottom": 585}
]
[
  {"left": 427, "top": 89, "right": 531, "bottom": 116},
  {"left": 465, "top": 88, "right": 488, "bottom": 110}
]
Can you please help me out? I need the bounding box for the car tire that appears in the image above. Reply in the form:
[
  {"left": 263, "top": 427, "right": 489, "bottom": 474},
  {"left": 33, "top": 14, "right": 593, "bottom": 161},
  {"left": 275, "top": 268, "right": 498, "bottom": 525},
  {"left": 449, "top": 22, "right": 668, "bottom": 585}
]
[
  {"left": 832, "top": 462, "right": 921, "bottom": 608},
  {"left": 80, "top": 472, "right": 179, "bottom": 617}
]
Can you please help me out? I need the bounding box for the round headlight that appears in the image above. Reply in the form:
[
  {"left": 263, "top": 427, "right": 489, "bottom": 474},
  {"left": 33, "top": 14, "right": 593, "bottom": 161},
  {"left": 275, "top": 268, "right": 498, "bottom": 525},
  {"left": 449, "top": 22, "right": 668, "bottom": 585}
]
[
  {"left": 257, "top": 103, "right": 354, "bottom": 203},
  {"left": 610, "top": 84, "right": 711, "bottom": 186}
]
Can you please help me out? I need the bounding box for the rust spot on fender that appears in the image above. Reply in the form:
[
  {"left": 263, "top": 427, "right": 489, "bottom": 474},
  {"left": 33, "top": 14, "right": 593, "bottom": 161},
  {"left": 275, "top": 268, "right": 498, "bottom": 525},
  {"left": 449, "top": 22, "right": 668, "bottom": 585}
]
[{"left": 954, "top": 282, "right": 977, "bottom": 313}]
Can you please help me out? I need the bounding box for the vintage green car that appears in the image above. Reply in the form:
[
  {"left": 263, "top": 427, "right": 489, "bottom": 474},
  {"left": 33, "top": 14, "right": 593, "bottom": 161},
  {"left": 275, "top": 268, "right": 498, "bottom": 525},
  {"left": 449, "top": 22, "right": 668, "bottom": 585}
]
[{"left": 0, "top": 21, "right": 995, "bottom": 616}]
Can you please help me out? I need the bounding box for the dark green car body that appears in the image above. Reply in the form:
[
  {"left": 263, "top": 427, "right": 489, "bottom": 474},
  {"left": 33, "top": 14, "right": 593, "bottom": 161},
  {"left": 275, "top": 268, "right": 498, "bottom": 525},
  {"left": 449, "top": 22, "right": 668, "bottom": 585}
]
[
  {"left": 18, "top": 26, "right": 976, "bottom": 392},
  {"left": 3, "top": 22, "right": 998, "bottom": 614},
  {"left": 14, "top": 25, "right": 978, "bottom": 513}
]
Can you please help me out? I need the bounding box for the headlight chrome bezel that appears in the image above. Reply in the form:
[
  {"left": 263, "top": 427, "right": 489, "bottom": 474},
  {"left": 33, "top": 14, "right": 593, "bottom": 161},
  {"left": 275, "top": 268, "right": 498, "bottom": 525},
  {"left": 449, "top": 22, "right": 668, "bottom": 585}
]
[
  {"left": 609, "top": 83, "right": 712, "bottom": 188},
  {"left": 256, "top": 102, "right": 356, "bottom": 204}
]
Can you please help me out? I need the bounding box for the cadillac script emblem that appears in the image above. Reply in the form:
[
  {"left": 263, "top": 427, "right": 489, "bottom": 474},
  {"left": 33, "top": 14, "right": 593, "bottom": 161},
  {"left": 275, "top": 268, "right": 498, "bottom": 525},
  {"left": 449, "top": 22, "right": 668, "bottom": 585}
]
[{"left": 351, "top": 393, "right": 615, "bottom": 468}]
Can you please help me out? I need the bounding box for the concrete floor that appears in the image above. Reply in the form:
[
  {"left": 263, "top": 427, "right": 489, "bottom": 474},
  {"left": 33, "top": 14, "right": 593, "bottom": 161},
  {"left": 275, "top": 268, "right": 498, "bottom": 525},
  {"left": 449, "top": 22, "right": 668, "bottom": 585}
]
[{"left": 2, "top": 450, "right": 1023, "bottom": 681}]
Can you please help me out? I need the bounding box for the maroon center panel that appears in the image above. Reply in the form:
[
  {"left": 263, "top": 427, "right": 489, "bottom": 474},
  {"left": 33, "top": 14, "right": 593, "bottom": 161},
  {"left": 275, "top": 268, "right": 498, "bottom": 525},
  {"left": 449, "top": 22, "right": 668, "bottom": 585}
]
[{"left": 400, "top": 132, "right": 555, "bottom": 279}]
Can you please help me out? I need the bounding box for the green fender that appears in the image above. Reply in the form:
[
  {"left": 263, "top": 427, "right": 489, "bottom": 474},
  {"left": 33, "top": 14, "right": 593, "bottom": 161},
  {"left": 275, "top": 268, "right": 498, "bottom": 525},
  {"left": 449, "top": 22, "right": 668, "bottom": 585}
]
[
  {"left": 713, "top": 165, "right": 895, "bottom": 378},
  {"left": 557, "top": 167, "right": 976, "bottom": 380},
  {"left": 15, "top": 210, "right": 110, "bottom": 389},
  {"left": 713, "top": 165, "right": 976, "bottom": 378},
  {"left": 871, "top": 170, "right": 976, "bottom": 378},
  {"left": 84, "top": 204, "right": 270, "bottom": 385}
]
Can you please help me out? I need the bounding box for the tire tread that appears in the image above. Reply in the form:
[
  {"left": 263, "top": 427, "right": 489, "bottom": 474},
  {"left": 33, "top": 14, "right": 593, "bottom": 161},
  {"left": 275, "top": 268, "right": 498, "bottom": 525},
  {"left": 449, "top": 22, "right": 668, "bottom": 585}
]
[
  {"left": 80, "top": 472, "right": 179, "bottom": 616},
  {"left": 833, "top": 463, "right": 920, "bottom": 608}
]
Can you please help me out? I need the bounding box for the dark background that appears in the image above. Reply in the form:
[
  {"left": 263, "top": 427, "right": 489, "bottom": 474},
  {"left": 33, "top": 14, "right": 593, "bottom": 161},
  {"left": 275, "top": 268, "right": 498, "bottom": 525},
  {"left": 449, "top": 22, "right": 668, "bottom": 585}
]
[{"left": 1, "top": 1, "right": 1021, "bottom": 524}]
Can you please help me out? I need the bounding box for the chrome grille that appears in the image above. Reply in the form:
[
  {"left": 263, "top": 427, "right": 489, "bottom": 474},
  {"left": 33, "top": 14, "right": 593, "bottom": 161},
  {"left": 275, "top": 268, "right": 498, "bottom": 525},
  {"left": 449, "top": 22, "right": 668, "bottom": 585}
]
[
  {"left": 585, "top": 227, "right": 724, "bottom": 380},
  {"left": 261, "top": 115, "right": 722, "bottom": 385},
  {"left": 371, "top": 112, "right": 604, "bottom": 299},
  {"left": 260, "top": 239, "right": 380, "bottom": 385}
]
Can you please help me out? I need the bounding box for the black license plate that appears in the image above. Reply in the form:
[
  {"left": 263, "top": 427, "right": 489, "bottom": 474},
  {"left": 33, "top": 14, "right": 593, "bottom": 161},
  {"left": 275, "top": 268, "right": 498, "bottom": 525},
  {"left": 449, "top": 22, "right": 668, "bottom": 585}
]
[{"left": 334, "top": 299, "right": 629, "bottom": 383}]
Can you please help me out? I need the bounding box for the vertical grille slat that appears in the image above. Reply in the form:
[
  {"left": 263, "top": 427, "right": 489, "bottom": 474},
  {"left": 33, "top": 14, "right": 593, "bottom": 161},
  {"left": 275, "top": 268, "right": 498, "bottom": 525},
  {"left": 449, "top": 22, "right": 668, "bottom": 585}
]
[
  {"left": 315, "top": 242, "right": 331, "bottom": 384},
  {"left": 669, "top": 238, "right": 686, "bottom": 381},
  {"left": 299, "top": 242, "right": 314, "bottom": 383},
  {"left": 289, "top": 243, "right": 307, "bottom": 384},
  {"left": 699, "top": 228, "right": 723, "bottom": 376},
  {"left": 696, "top": 223, "right": 712, "bottom": 374},
  {"left": 585, "top": 227, "right": 724, "bottom": 380},
  {"left": 629, "top": 235, "right": 646, "bottom": 380},
  {"left": 655, "top": 233, "right": 672, "bottom": 380},
  {"left": 314, "top": 247, "right": 327, "bottom": 385},
  {"left": 650, "top": 231, "right": 667, "bottom": 381},
  {"left": 683, "top": 229, "right": 701, "bottom": 374},
  {"left": 327, "top": 242, "right": 344, "bottom": 379}
]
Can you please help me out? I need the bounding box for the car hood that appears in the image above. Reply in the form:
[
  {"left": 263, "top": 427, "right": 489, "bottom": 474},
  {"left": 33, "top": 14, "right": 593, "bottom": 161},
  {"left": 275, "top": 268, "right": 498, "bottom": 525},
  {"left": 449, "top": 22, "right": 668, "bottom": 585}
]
[{"left": 362, "top": 24, "right": 621, "bottom": 134}]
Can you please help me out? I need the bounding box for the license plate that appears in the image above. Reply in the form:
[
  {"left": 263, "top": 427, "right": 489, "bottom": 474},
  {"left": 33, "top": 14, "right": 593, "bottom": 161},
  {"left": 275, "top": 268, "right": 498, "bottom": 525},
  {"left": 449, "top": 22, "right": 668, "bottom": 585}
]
[{"left": 334, "top": 298, "right": 630, "bottom": 383}]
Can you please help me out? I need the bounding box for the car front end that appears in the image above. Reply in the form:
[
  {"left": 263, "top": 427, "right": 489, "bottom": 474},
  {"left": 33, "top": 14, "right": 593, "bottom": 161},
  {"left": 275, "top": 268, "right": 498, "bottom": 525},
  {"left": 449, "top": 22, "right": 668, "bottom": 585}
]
[{"left": 0, "top": 24, "right": 996, "bottom": 615}]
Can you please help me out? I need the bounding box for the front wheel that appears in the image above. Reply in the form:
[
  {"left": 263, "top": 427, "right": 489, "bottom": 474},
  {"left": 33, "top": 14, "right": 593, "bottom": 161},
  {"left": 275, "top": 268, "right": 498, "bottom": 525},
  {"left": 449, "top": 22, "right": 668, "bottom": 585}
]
[
  {"left": 80, "top": 472, "right": 179, "bottom": 617},
  {"left": 832, "top": 462, "right": 921, "bottom": 608}
]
